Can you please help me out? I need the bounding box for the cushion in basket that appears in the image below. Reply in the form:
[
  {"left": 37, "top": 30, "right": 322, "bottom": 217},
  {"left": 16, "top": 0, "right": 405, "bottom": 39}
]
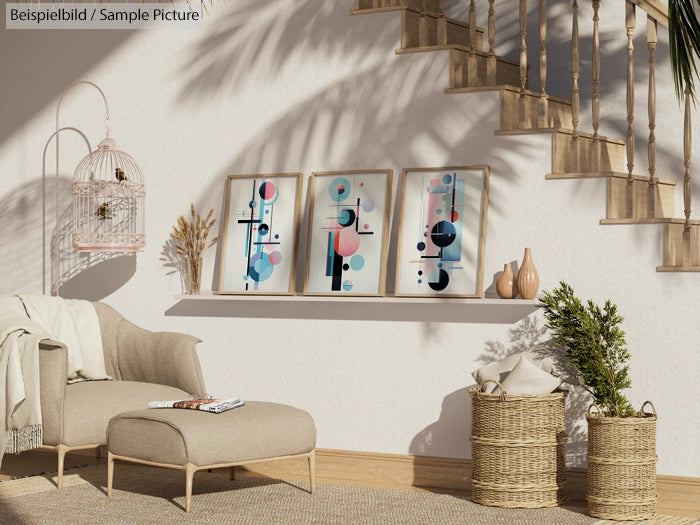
[
  {"left": 471, "top": 350, "right": 554, "bottom": 393},
  {"left": 499, "top": 355, "right": 561, "bottom": 395}
]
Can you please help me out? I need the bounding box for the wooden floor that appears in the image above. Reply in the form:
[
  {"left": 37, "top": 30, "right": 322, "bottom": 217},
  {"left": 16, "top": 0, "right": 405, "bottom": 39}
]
[
  {"left": 0, "top": 449, "right": 106, "bottom": 482},
  {"left": 2, "top": 448, "right": 697, "bottom": 519}
]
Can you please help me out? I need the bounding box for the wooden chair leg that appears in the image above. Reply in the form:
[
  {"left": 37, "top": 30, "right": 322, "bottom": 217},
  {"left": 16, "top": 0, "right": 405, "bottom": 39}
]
[
  {"left": 107, "top": 452, "right": 114, "bottom": 497},
  {"left": 56, "top": 444, "right": 67, "bottom": 489},
  {"left": 185, "top": 464, "right": 196, "bottom": 513},
  {"left": 308, "top": 451, "right": 316, "bottom": 494},
  {"left": 230, "top": 467, "right": 235, "bottom": 481}
]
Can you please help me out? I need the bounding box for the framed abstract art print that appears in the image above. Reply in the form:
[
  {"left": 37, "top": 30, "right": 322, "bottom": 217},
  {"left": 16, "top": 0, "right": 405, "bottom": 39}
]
[
  {"left": 395, "top": 166, "right": 489, "bottom": 298},
  {"left": 218, "top": 173, "right": 302, "bottom": 294},
  {"left": 304, "top": 170, "right": 392, "bottom": 296}
]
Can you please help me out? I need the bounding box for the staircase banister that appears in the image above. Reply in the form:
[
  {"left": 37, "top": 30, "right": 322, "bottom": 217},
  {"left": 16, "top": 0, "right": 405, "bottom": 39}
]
[{"left": 629, "top": 0, "right": 668, "bottom": 27}]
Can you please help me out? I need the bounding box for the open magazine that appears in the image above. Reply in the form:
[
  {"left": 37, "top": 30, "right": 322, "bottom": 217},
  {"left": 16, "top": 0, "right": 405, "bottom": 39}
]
[{"left": 147, "top": 398, "right": 245, "bottom": 414}]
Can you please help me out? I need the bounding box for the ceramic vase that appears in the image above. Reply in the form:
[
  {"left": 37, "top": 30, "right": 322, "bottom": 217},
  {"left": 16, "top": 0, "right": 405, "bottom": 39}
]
[
  {"left": 496, "top": 263, "right": 517, "bottom": 299},
  {"left": 516, "top": 247, "right": 539, "bottom": 299}
]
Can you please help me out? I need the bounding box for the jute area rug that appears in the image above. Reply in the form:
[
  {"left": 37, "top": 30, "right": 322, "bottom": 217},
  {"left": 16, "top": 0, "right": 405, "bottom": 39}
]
[{"left": 0, "top": 464, "right": 696, "bottom": 525}]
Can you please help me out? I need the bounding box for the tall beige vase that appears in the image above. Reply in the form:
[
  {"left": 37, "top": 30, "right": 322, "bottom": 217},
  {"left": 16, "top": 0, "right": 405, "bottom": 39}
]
[{"left": 517, "top": 248, "right": 539, "bottom": 299}]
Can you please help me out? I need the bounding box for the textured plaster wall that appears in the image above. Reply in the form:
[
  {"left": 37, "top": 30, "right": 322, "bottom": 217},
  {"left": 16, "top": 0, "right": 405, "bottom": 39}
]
[{"left": 0, "top": 0, "right": 698, "bottom": 477}]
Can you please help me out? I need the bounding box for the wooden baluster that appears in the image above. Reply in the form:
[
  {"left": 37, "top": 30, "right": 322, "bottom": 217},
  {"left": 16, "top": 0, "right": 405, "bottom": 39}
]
[
  {"left": 625, "top": 0, "right": 636, "bottom": 218},
  {"left": 571, "top": 0, "right": 580, "bottom": 172},
  {"left": 647, "top": 16, "right": 658, "bottom": 218},
  {"left": 591, "top": 0, "right": 601, "bottom": 171},
  {"left": 683, "top": 84, "right": 693, "bottom": 265},
  {"left": 419, "top": 0, "right": 428, "bottom": 47},
  {"left": 438, "top": 0, "right": 447, "bottom": 46},
  {"left": 487, "top": 0, "right": 496, "bottom": 85},
  {"left": 468, "top": 0, "right": 477, "bottom": 86},
  {"left": 538, "top": 0, "right": 548, "bottom": 127},
  {"left": 519, "top": 0, "right": 528, "bottom": 127}
]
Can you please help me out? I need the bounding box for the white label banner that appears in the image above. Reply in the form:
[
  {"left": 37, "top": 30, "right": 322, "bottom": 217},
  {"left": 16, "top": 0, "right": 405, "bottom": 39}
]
[{"left": 6, "top": 2, "right": 204, "bottom": 29}]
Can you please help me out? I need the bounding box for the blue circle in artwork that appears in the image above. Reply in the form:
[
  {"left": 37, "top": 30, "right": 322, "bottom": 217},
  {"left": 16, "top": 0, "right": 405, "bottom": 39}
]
[
  {"left": 442, "top": 173, "right": 452, "bottom": 184},
  {"left": 436, "top": 208, "right": 443, "bottom": 215},
  {"left": 329, "top": 177, "right": 351, "bottom": 202},
  {"left": 248, "top": 252, "right": 274, "bottom": 282},
  {"left": 430, "top": 220, "right": 456, "bottom": 247},
  {"left": 417, "top": 279, "right": 422, "bottom": 284},
  {"left": 249, "top": 200, "right": 256, "bottom": 209},
  {"left": 424, "top": 232, "right": 428, "bottom": 237},
  {"left": 338, "top": 208, "right": 356, "bottom": 227},
  {"left": 349, "top": 255, "right": 364, "bottom": 271},
  {"left": 342, "top": 280, "right": 354, "bottom": 291},
  {"left": 362, "top": 200, "right": 374, "bottom": 212},
  {"left": 438, "top": 262, "right": 443, "bottom": 269},
  {"left": 265, "top": 209, "right": 270, "bottom": 214},
  {"left": 416, "top": 241, "right": 426, "bottom": 251},
  {"left": 274, "top": 234, "right": 280, "bottom": 239},
  {"left": 258, "top": 224, "right": 269, "bottom": 237},
  {"left": 243, "top": 275, "right": 249, "bottom": 281}
]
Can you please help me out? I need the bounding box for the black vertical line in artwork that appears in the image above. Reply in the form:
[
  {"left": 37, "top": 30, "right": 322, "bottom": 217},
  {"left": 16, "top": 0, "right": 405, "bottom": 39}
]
[
  {"left": 246, "top": 180, "right": 257, "bottom": 277},
  {"left": 268, "top": 201, "right": 274, "bottom": 238},
  {"left": 355, "top": 197, "right": 360, "bottom": 232},
  {"left": 451, "top": 172, "right": 456, "bottom": 217}
]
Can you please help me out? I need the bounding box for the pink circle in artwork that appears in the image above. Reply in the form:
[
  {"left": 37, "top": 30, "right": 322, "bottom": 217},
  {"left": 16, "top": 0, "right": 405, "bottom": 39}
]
[
  {"left": 334, "top": 228, "right": 361, "bottom": 257},
  {"left": 260, "top": 181, "right": 276, "bottom": 200},
  {"left": 268, "top": 250, "right": 282, "bottom": 265}
]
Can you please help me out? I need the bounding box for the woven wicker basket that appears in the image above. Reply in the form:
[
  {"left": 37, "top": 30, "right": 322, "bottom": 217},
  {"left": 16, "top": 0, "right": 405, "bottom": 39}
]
[
  {"left": 586, "top": 401, "right": 657, "bottom": 521},
  {"left": 469, "top": 380, "right": 568, "bottom": 508}
]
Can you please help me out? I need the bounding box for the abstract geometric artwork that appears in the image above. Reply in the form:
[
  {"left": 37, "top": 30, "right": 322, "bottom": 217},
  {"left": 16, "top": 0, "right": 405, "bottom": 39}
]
[
  {"left": 218, "top": 173, "right": 302, "bottom": 294},
  {"left": 304, "top": 170, "right": 392, "bottom": 296},
  {"left": 395, "top": 166, "right": 489, "bottom": 297}
]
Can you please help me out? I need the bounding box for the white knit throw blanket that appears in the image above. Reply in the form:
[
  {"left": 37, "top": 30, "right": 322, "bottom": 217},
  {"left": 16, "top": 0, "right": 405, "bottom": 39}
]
[
  {"left": 0, "top": 297, "right": 45, "bottom": 465},
  {"left": 18, "top": 295, "right": 111, "bottom": 383}
]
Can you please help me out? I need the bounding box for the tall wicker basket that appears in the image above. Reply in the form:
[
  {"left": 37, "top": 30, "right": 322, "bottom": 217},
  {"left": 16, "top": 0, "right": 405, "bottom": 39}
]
[
  {"left": 586, "top": 401, "right": 657, "bottom": 521},
  {"left": 469, "top": 381, "right": 568, "bottom": 508}
]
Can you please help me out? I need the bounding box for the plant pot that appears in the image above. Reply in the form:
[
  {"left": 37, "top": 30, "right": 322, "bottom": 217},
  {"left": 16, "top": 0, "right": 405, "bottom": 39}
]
[{"left": 586, "top": 402, "right": 657, "bottom": 520}]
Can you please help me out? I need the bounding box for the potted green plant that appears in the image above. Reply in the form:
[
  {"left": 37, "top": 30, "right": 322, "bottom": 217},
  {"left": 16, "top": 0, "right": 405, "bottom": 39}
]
[{"left": 539, "top": 282, "right": 657, "bottom": 521}]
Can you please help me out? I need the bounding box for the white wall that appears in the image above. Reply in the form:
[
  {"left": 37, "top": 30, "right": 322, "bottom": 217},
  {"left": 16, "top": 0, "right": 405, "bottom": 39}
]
[{"left": 1, "top": 0, "right": 698, "bottom": 477}]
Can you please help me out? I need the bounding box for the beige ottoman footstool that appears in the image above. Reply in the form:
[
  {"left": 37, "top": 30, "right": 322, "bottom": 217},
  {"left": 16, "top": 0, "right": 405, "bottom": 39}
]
[{"left": 106, "top": 401, "right": 316, "bottom": 512}]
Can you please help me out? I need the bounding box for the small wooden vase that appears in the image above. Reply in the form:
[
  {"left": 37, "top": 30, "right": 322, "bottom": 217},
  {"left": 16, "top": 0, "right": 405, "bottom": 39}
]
[
  {"left": 516, "top": 247, "right": 539, "bottom": 299},
  {"left": 496, "top": 263, "right": 517, "bottom": 299}
]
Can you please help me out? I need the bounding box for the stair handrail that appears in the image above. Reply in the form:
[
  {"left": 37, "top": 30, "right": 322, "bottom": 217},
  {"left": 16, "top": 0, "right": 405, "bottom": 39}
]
[{"left": 629, "top": 0, "right": 668, "bottom": 27}]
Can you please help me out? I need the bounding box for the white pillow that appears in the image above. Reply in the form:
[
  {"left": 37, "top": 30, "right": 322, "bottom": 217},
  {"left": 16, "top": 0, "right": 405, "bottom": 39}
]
[
  {"left": 471, "top": 351, "right": 555, "bottom": 393},
  {"left": 499, "top": 355, "right": 561, "bottom": 395}
]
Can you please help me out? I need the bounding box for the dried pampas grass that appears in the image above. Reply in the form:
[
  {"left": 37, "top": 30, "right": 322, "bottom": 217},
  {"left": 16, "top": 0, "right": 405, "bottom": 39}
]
[{"left": 171, "top": 203, "right": 219, "bottom": 293}]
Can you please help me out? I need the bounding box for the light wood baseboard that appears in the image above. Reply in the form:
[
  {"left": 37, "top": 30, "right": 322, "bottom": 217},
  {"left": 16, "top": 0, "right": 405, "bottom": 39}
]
[{"left": 235, "top": 448, "right": 700, "bottom": 519}]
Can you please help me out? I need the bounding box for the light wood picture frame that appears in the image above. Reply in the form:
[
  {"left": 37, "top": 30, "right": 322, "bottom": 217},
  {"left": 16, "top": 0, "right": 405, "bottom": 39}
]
[
  {"left": 395, "top": 166, "right": 489, "bottom": 298},
  {"left": 304, "top": 170, "right": 393, "bottom": 296},
  {"left": 218, "top": 173, "right": 302, "bottom": 295}
]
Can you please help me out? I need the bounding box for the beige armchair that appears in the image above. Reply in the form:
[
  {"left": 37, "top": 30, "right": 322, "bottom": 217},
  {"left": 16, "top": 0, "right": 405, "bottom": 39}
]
[{"left": 39, "top": 302, "right": 207, "bottom": 488}]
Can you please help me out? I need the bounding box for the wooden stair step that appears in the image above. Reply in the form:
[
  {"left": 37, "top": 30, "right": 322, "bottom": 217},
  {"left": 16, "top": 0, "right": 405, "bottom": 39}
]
[
  {"left": 353, "top": 0, "right": 441, "bottom": 17},
  {"left": 548, "top": 171, "right": 675, "bottom": 220},
  {"left": 447, "top": 85, "right": 573, "bottom": 129},
  {"left": 401, "top": 9, "right": 484, "bottom": 50}
]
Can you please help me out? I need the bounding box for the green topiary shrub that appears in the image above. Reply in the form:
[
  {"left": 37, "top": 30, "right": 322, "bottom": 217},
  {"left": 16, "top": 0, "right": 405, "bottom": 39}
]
[{"left": 539, "top": 282, "right": 634, "bottom": 418}]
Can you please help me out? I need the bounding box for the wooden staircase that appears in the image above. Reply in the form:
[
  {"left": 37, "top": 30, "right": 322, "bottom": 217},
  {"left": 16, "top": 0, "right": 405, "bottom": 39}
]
[{"left": 351, "top": 0, "right": 700, "bottom": 271}]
